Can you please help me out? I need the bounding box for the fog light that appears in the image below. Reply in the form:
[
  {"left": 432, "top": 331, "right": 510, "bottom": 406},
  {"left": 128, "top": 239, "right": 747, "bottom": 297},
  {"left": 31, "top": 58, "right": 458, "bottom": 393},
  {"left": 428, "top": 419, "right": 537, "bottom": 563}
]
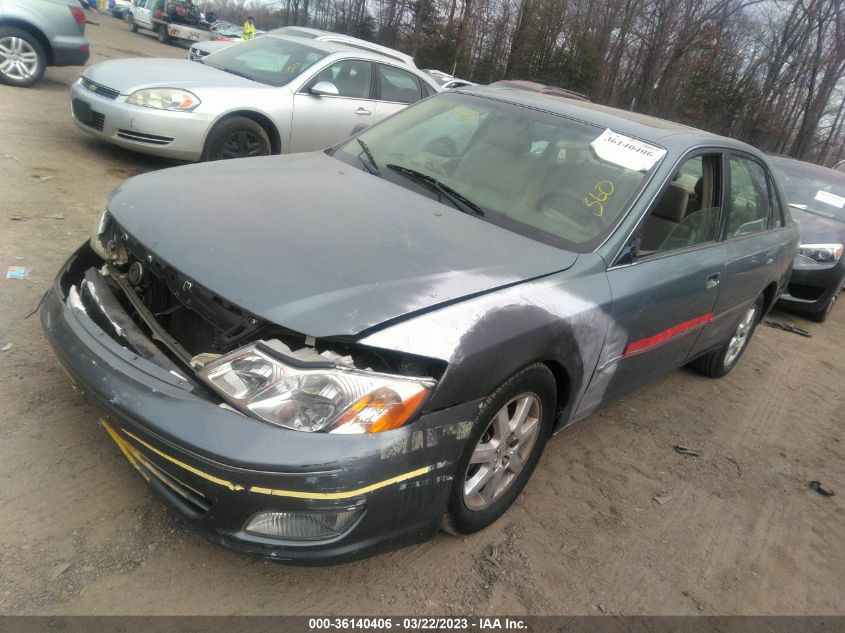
[{"left": 243, "top": 508, "right": 363, "bottom": 540}]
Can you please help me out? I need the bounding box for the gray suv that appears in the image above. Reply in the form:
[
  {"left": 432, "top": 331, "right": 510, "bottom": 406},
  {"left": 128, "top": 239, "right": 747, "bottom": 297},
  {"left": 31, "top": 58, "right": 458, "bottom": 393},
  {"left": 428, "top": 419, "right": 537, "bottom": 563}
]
[{"left": 0, "top": 0, "right": 90, "bottom": 87}]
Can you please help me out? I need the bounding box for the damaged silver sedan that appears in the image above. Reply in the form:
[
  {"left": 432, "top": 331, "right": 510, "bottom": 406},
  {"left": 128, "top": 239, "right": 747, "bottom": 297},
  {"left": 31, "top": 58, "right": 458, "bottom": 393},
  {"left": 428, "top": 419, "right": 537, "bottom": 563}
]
[{"left": 42, "top": 87, "right": 799, "bottom": 563}]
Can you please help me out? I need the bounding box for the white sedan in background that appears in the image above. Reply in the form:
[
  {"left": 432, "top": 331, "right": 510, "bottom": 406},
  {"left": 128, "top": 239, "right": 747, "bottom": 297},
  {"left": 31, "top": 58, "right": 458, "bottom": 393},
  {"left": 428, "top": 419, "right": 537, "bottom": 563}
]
[{"left": 70, "top": 34, "right": 440, "bottom": 161}]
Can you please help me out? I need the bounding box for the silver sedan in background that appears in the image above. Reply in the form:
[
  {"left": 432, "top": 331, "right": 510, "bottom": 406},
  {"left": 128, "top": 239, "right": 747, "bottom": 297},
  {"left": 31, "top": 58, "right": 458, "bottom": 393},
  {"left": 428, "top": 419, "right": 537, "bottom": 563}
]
[{"left": 69, "top": 35, "right": 440, "bottom": 161}]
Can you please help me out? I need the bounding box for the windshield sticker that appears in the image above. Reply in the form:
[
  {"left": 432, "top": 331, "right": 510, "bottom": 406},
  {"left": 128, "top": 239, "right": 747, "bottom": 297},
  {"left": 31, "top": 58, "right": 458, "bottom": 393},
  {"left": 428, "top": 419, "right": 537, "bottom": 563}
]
[
  {"left": 814, "top": 190, "right": 845, "bottom": 209},
  {"left": 582, "top": 180, "right": 615, "bottom": 216},
  {"left": 590, "top": 129, "right": 667, "bottom": 172}
]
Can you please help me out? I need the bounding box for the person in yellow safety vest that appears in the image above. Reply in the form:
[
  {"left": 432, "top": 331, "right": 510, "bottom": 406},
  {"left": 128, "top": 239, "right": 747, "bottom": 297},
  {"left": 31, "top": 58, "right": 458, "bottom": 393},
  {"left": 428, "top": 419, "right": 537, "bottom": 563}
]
[{"left": 243, "top": 16, "right": 256, "bottom": 40}]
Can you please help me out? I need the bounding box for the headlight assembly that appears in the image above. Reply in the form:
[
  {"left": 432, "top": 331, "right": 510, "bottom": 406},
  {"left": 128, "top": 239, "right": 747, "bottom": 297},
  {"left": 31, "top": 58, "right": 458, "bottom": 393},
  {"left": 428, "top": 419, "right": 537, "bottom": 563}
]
[
  {"left": 796, "top": 243, "right": 843, "bottom": 266},
  {"left": 195, "top": 342, "right": 435, "bottom": 434},
  {"left": 126, "top": 88, "right": 201, "bottom": 111}
]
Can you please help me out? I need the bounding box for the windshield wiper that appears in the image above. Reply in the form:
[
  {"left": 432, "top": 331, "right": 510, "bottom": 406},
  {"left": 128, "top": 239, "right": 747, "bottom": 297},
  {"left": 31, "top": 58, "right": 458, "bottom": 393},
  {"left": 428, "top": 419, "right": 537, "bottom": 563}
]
[
  {"left": 357, "top": 138, "right": 381, "bottom": 176},
  {"left": 385, "top": 164, "right": 484, "bottom": 217}
]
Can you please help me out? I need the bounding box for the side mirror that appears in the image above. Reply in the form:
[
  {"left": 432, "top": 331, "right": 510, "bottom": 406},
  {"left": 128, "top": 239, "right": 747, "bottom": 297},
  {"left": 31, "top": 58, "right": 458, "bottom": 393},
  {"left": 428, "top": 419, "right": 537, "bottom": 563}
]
[{"left": 310, "top": 81, "right": 339, "bottom": 97}]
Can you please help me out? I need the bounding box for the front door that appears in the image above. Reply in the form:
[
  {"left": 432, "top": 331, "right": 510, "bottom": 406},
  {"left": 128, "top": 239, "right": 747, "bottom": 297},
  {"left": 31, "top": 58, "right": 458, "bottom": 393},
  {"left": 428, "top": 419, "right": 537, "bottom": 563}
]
[
  {"left": 584, "top": 153, "right": 728, "bottom": 407},
  {"left": 289, "top": 59, "right": 375, "bottom": 153}
]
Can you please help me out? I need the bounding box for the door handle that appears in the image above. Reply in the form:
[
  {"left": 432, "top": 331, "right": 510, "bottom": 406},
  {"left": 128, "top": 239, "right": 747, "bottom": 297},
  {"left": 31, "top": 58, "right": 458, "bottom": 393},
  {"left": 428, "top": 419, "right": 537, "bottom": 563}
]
[
  {"left": 706, "top": 273, "right": 720, "bottom": 289},
  {"left": 355, "top": 107, "right": 372, "bottom": 115}
]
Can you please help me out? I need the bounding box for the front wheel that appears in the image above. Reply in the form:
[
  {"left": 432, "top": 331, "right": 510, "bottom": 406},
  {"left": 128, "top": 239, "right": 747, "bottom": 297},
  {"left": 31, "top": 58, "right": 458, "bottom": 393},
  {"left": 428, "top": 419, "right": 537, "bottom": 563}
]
[
  {"left": 0, "top": 26, "right": 46, "bottom": 88},
  {"left": 203, "top": 116, "right": 272, "bottom": 161},
  {"left": 128, "top": 15, "right": 139, "bottom": 32},
  {"left": 691, "top": 299, "right": 761, "bottom": 378},
  {"left": 442, "top": 363, "right": 556, "bottom": 535}
]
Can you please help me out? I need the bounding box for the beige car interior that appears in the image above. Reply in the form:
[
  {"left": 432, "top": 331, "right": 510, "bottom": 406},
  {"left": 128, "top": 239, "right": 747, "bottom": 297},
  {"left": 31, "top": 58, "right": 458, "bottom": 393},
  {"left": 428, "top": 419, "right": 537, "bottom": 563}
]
[{"left": 640, "top": 156, "right": 721, "bottom": 252}]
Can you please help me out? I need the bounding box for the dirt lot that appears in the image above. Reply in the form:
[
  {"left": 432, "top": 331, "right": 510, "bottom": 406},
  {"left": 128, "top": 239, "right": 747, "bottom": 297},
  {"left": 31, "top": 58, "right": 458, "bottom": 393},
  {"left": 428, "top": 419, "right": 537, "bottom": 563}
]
[{"left": 0, "top": 16, "right": 843, "bottom": 617}]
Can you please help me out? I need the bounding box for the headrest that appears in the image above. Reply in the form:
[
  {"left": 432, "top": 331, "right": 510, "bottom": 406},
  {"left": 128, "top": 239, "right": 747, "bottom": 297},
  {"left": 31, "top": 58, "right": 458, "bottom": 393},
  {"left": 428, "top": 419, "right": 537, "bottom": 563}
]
[{"left": 652, "top": 183, "right": 689, "bottom": 223}]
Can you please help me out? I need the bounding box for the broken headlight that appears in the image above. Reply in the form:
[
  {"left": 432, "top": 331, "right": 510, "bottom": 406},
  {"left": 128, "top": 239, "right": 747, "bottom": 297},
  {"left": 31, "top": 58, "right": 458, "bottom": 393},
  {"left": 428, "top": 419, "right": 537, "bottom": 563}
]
[{"left": 196, "top": 342, "right": 435, "bottom": 434}]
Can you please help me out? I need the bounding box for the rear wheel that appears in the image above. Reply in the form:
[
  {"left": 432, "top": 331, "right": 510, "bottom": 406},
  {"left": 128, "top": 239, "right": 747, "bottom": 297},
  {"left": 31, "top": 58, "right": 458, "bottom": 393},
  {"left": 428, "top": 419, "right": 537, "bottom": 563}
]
[
  {"left": 691, "top": 298, "right": 761, "bottom": 378},
  {"left": 0, "top": 26, "right": 46, "bottom": 88},
  {"left": 204, "top": 116, "right": 272, "bottom": 161},
  {"left": 809, "top": 292, "right": 836, "bottom": 323},
  {"left": 157, "top": 23, "right": 170, "bottom": 43},
  {"left": 442, "top": 363, "right": 555, "bottom": 535}
]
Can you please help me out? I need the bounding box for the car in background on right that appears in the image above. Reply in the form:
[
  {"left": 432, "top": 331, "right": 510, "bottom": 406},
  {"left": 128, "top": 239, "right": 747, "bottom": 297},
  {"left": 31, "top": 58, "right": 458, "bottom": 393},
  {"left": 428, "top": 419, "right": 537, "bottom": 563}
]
[{"left": 769, "top": 155, "right": 845, "bottom": 322}]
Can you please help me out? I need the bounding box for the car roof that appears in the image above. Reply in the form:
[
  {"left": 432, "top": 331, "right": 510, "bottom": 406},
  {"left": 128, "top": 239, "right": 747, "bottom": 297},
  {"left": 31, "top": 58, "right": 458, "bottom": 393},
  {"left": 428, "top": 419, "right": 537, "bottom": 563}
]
[
  {"left": 268, "top": 27, "right": 415, "bottom": 66},
  {"left": 458, "top": 85, "right": 762, "bottom": 155}
]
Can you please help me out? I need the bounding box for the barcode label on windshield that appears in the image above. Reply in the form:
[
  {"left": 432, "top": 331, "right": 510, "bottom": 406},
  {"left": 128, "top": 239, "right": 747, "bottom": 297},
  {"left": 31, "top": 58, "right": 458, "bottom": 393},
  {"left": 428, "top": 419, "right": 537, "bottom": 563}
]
[
  {"left": 590, "top": 129, "right": 667, "bottom": 172},
  {"left": 814, "top": 190, "right": 845, "bottom": 208}
]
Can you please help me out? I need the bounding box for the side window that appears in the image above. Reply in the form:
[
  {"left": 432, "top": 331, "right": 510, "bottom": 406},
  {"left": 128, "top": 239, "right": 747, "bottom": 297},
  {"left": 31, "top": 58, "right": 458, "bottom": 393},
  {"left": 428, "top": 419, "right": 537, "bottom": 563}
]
[
  {"left": 421, "top": 81, "right": 437, "bottom": 98},
  {"left": 727, "top": 156, "right": 771, "bottom": 237},
  {"left": 378, "top": 65, "right": 422, "bottom": 104},
  {"left": 638, "top": 154, "right": 723, "bottom": 254},
  {"left": 305, "top": 60, "right": 372, "bottom": 99}
]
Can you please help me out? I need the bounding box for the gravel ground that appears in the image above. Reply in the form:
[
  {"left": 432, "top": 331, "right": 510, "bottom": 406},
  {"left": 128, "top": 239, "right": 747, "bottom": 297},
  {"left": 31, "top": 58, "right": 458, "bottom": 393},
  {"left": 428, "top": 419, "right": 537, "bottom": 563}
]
[{"left": 0, "top": 15, "right": 843, "bottom": 616}]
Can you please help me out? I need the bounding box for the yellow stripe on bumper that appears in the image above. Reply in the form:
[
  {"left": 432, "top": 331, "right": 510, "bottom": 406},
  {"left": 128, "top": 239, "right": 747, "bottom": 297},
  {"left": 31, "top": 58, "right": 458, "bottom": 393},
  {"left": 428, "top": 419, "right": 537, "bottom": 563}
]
[{"left": 101, "top": 420, "right": 434, "bottom": 500}]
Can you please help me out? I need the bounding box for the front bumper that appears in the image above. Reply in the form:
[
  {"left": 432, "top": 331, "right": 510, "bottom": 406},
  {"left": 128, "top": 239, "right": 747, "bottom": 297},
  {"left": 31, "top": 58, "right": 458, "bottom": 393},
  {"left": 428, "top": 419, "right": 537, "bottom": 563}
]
[
  {"left": 40, "top": 245, "right": 477, "bottom": 564},
  {"left": 778, "top": 259, "right": 845, "bottom": 315},
  {"left": 69, "top": 80, "right": 212, "bottom": 161}
]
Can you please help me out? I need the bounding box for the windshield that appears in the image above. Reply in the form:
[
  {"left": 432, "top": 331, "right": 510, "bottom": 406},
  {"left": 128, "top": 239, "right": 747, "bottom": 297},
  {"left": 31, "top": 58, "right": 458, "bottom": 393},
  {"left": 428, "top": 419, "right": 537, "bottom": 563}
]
[
  {"left": 203, "top": 37, "right": 327, "bottom": 87},
  {"left": 333, "top": 93, "right": 654, "bottom": 249},
  {"left": 770, "top": 157, "right": 845, "bottom": 223}
]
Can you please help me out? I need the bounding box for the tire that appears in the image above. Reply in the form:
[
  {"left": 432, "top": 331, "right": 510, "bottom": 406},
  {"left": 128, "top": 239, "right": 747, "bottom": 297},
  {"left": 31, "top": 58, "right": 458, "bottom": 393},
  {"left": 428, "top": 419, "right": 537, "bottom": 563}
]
[
  {"left": 157, "top": 23, "right": 170, "bottom": 44},
  {"left": 809, "top": 292, "right": 836, "bottom": 323},
  {"left": 691, "top": 297, "right": 762, "bottom": 378},
  {"left": 0, "top": 26, "right": 47, "bottom": 88},
  {"left": 442, "top": 363, "right": 556, "bottom": 535},
  {"left": 203, "top": 116, "right": 272, "bottom": 161},
  {"left": 128, "top": 15, "right": 139, "bottom": 32}
]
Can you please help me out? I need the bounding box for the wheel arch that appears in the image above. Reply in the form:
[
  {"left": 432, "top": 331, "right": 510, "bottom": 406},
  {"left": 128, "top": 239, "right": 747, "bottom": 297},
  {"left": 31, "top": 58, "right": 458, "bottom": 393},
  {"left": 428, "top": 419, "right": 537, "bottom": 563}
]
[
  {"left": 761, "top": 280, "right": 779, "bottom": 317},
  {"left": 540, "top": 359, "right": 573, "bottom": 432},
  {"left": 203, "top": 110, "right": 283, "bottom": 157},
  {"left": 0, "top": 19, "right": 53, "bottom": 64}
]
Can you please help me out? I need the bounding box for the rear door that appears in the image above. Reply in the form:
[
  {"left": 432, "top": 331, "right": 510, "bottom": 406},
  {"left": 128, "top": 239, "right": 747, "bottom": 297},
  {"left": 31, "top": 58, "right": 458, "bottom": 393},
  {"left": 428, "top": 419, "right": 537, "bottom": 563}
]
[
  {"left": 289, "top": 59, "right": 376, "bottom": 152},
  {"left": 373, "top": 63, "right": 424, "bottom": 122},
  {"left": 696, "top": 152, "right": 793, "bottom": 349},
  {"left": 589, "top": 152, "right": 727, "bottom": 403}
]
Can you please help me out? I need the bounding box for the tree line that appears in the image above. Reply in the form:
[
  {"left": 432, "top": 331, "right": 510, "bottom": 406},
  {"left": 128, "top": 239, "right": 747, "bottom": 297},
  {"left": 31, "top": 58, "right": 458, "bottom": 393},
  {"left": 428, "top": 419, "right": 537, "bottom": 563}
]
[{"left": 210, "top": 0, "right": 845, "bottom": 166}]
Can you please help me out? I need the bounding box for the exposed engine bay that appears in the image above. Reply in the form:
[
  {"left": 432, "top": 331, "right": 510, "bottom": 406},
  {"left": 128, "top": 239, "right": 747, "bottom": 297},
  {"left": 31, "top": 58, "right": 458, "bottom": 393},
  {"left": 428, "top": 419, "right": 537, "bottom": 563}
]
[{"left": 63, "top": 215, "right": 444, "bottom": 433}]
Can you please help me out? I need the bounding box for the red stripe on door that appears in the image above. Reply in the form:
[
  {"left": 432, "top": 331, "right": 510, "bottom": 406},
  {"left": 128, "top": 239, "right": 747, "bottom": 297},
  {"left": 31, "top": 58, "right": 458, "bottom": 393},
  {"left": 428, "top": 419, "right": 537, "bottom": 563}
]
[{"left": 623, "top": 312, "right": 713, "bottom": 358}]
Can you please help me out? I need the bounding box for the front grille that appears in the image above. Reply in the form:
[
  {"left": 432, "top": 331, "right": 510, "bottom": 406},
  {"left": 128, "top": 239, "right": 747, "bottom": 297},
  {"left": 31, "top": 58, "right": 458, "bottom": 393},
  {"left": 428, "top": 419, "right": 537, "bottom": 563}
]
[
  {"left": 81, "top": 77, "right": 120, "bottom": 100},
  {"left": 116, "top": 129, "right": 174, "bottom": 145}
]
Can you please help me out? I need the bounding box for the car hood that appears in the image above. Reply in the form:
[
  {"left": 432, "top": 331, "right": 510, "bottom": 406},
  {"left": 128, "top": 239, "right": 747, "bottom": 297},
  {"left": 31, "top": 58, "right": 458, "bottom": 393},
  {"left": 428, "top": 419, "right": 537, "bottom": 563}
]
[
  {"left": 790, "top": 207, "right": 845, "bottom": 244},
  {"left": 83, "top": 59, "right": 259, "bottom": 94},
  {"left": 107, "top": 152, "right": 578, "bottom": 338}
]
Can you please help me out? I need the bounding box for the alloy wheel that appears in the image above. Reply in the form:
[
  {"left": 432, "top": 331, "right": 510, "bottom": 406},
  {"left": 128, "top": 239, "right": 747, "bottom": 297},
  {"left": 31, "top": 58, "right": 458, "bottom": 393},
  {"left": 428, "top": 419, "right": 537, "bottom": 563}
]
[
  {"left": 463, "top": 393, "right": 542, "bottom": 511},
  {"left": 724, "top": 304, "right": 758, "bottom": 367},
  {"left": 221, "top": 130, "right": 267, "bottom": 159},
  {"left": 0, "top": 37, "right": 39, "bottom": 81}
]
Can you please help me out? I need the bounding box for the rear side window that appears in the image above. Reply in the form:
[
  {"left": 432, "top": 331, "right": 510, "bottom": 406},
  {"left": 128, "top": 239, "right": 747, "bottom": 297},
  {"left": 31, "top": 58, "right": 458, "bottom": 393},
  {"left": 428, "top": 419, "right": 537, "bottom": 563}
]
[
  {"left": 727, "top": 156, "right": 772, "bottom": 237},
  {"left": 378, "top": 65, "right": 422, "bottom": 104},
  {"left": 421, "top": 81, "right": 437, "bottom": 98}
]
